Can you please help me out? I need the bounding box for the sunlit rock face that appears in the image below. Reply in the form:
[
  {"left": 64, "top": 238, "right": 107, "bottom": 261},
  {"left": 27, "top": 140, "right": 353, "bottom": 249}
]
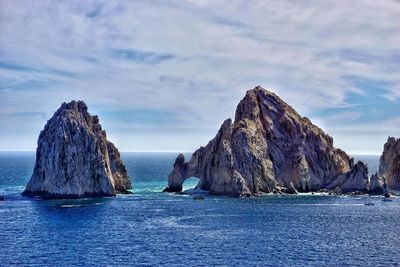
[
  {"left": 22, "top": 100, "right": 132, "bottom": 199},
  {"left": 379, "top": 137, "right": 400, "bottom": 190},
  {"left": 165, "top": 86, "right": 368, "bottom": 197}
]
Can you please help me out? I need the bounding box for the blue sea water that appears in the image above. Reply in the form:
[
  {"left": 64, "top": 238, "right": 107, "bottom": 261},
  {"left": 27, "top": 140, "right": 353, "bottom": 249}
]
[{"left": 0, "top": 152, "right": 399, "bottom": 266}]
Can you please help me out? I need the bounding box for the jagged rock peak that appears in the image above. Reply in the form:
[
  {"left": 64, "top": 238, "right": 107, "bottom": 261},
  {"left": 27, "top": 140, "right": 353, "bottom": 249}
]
[
  {"left": 22, "top": 100, "right": 132, "bottom": 199},
  {"left": 165, "top": 86, "right": 368, "bottom": 197},
  {"left": 379, "top": 136, "right": 400, "bottom": 190}
]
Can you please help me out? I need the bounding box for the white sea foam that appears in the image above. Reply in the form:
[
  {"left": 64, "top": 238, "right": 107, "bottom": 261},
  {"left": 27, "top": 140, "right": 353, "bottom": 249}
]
[
  {"left": 145, "top": 216, "right": 200, "bottom": 229},
  {"left": 59, "top": 202, "right": 103, "bottom": 208},
  {"left": 60, "top": 204, "right": 83, "bottom": 208}
]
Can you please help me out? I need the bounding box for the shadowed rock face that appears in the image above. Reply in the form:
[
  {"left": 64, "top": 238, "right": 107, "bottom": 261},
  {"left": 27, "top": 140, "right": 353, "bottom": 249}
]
[
  {"left": 369, "top": 173, "right": 388, "bottom": 195},
  {"left": 165, "top": 86, "right": 368, "bottom": 196},
  {"left": 22, "top": 100, "right": 132, "bottom": 199},
  {"left": 379, "top": 137, "right": 400, "bottom": 190}
]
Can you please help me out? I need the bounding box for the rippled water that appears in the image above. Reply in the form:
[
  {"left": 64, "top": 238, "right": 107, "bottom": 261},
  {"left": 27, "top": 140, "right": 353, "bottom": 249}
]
[{"left": 0, "top": 152, "right": 399, "bottom": 266}]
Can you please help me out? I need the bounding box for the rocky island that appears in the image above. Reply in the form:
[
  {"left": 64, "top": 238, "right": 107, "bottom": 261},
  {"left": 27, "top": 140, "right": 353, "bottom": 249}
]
[
  {"left": 165, "top": 86, "right": 369, "bottom": 197},
  {"left": 22, "top": 100, "right": 132, "bottom": 199}
]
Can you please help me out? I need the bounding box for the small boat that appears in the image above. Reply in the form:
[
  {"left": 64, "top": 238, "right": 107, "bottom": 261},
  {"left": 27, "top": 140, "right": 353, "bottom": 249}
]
[
  {"left": 383, "top": 198, "right": 394, "bottom": 202},
  {"left": 364, "top": 202, "right": 375, "bottom": 206},
  {"left": 193, "top": 195, "right": 205, "bottom": 200}
]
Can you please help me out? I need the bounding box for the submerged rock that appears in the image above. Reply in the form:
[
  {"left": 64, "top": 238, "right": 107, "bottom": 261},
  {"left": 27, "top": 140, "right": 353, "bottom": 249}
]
[
  {"left": 165, "top": 86, "right": 368, "bottom": 197},
  {"left": 379, "top": 137, "right": 400, "bottom": 190},
  {"left": 22, "top": 100, "right": 132, "bottom": 199}
]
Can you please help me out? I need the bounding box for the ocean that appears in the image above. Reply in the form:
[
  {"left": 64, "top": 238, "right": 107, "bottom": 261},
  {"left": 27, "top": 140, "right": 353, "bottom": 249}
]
[{"left": 0, "top": 152, "right": 399, "bottom": 266}]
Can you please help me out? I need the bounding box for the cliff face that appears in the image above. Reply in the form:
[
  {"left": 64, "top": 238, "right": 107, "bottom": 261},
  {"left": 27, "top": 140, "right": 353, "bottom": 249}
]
[
  {"left": 165, "top": 86, "right": 368, "bottom": 196},
  {"left": 379, "top": 137, "right": 400, "bottom": 190},
  {"left": 22, "top": 100, "right": 132, "bottom": 199}
]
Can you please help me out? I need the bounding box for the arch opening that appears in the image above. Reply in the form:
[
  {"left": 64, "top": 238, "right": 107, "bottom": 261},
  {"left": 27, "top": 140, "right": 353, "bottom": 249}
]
[{"left": 182, "top": 177, "right": 201, "bottom": 191}]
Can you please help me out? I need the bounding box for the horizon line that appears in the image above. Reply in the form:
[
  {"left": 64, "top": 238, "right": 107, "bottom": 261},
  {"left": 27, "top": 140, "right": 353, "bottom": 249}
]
[
  {"left": 0, "top": 149, "right": 193, "bottom": 153},
  {"left": 0, "top": 149, "right": 382, "bottom": 156}
]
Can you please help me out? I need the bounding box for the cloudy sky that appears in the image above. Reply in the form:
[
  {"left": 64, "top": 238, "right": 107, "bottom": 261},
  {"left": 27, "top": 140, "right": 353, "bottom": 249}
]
[{"left": 0, "top": 0, "right": 399, "bottom": 154}]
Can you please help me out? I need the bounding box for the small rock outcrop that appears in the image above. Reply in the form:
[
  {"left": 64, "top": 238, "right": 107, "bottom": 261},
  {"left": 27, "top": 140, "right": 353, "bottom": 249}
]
[
  {"left": 369, "top": 173, "right": 386, "bottom": 195},
  {"left": 327, "top": 161, "right": 369, "bottom": 193},
  {"left": 164, "top": 86, "right": 368, "bottom": 197},
  {"left": 287, "top": 182, "right": 299, "bottom": 195},
  {"left": 379, "top": 137, "right": 400, "bottom": 190},
  {"left": 22, "top": 100, "right": 132, "bottom": 199}
]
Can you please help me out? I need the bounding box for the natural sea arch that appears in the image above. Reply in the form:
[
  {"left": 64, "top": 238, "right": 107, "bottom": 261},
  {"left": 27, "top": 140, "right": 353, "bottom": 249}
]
[{"left": 182, "top": 177, "right": 200, "bottom": 191}]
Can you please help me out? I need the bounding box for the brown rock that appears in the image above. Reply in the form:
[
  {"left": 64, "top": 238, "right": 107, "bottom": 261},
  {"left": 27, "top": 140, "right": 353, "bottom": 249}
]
[
  {"left": 379, "top": 137, "right": 400, "bottom": 190},
  {"left": 165, "top": 86, "right": 368, "bottom": 196},
  {"left": 22, "top": 100, "right": 132, "bottom": 199}
]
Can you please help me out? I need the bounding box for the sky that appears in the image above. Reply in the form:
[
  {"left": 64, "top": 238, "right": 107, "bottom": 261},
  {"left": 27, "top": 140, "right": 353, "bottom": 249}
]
[{"left": 0, "top": 0, "right": 399, "bottom": 154}]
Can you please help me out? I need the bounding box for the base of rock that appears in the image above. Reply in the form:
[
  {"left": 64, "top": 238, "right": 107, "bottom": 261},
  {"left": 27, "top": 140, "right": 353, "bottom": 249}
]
[
  {"left": 20, "top": 190, "right": 132, "bottom": 199},
  {"left": 286, "top": 182, "right": 299, "bottom": 194},
  {"left": 369, "top": 187, "right": 385, "bottom": 195},
  {"left": 163, "top": 186, "right": 183, "bottom": 193}
]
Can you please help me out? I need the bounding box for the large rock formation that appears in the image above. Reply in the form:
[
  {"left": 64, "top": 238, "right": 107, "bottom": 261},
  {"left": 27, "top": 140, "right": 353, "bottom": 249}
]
[
  {"left": 379, "top": 137, "right": 400, "bottom": 190},
  {"left": 22, "top": 100, "right": 132, "bottom": 199},
  {"left": 164, "top": 86, "right": 368, "bottom": 197}
]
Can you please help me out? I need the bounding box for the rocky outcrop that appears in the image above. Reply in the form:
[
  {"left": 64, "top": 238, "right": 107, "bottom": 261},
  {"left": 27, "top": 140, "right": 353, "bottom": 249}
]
[
  {"left": 326, "top": 161, "right": 368, "bottom": 193},
  {"left": 22, "top": 100, "right": 132, "bottom": 199},
  {"left": 379, "top": 137, "right": 400, "bottom": 190},
  {"left": 287, "top": 182, "right": 299, "bottom": 195},
  {"left": 369, "top": 173, "right": 388, "bottom": 195},
  {"left": 164, "top": 86, "right": 368, "bottom": 197}
]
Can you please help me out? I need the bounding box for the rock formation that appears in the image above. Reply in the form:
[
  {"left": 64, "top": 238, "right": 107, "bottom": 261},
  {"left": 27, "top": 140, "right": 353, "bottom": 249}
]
[
  {"left": 165, "top": 86, "right": 368, "bottom": 197},
  {"left": 22, "top": 100, "right": 132, "bottom": 199},
  {"left": 379, "top": 137, "right": 400, "bottom": 190},
  {"left": 369, "top": 173, "right": 388, "bottom": 196}
]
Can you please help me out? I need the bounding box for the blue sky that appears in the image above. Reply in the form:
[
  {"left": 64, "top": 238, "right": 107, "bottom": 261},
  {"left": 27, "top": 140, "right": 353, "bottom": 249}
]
[{"left": 0, "top": 0, "right": 399, "bottom": 154}]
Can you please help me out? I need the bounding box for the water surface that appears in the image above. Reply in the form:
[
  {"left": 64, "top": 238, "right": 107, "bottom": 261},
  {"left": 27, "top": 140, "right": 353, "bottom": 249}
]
[{"left": 0, "top": 152, "right": 399, "bottom": 266}]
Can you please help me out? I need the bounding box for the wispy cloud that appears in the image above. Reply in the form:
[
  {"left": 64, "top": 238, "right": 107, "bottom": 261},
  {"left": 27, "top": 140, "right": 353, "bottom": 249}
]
[
  {"left": 0, "top": 0, "right": 399, "bottom": 153},
  {"left": 111, "top": 49, "right": 175, "bottom": 64}
]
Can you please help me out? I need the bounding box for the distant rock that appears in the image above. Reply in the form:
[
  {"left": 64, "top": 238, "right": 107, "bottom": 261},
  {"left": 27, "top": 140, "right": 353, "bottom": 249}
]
[
  {"left": 165, "top": 86, "right": 368, "bottom": 197},
  {"left": 22, "top": 100, "right": 132, "bottom": 199},
  {"left": 327, "top": 161, "right": 369, "bottom": 194},
  {"left": 369, "top": 173, "right": 386, "bottom": 195},
  {"left": 383, "top": 182, "right": 390, "bottom": 200},
  {"left": 164, "top": 154, "right": 186, "bottom": 193},
  {"left": 379, "top": 137, "right": 400, "bottom": 190}
]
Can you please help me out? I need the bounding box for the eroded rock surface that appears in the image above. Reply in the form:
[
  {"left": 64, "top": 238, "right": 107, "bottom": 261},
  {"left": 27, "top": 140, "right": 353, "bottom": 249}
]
[
  {"left": 22, "top": 100, "right": 132, "bottom": 199},
  {"left": 369, "top": 173, "right": 388, "bottom": 195},
  {"left": 165, "top": 86, "right": 368, "bottom": 196},
  {"left": 379, "top": 137, "right": 400, "bottom": 190}
]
